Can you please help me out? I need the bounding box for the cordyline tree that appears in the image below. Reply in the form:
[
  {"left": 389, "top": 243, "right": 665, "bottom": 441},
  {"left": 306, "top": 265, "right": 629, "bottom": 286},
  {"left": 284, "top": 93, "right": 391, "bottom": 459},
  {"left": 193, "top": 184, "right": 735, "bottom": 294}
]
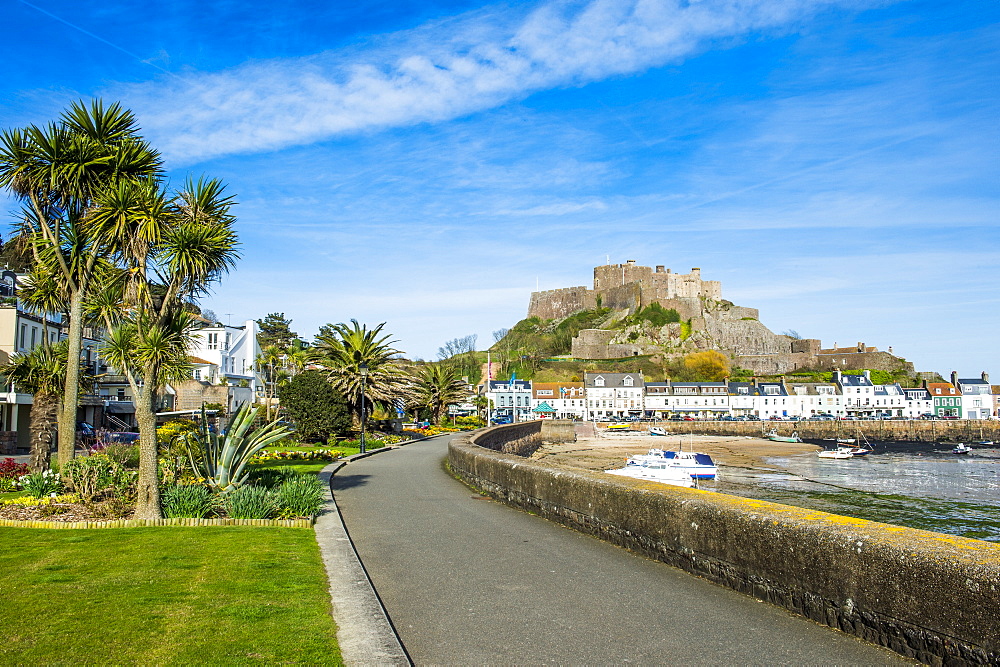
[
  {"left": 94, "top": 176, "right": 239, "bottom": 518},
  {"left": 0, "top": 100, "right": 162, "bottom": 465}
]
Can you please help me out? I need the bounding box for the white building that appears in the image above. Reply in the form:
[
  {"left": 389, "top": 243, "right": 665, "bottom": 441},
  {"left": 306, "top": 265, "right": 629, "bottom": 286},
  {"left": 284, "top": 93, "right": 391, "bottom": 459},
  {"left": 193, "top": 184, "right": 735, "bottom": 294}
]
[
  {"left": 786, "top": 382, "right": 843, "bottom": 417},
  {"left": 901, "top": 387, "right": 933, "bottom": 418},
  {"left": 186, "top": 319, "right": 263, "bottom": 395},
  {"left": 584, "top": 372, "right": 644, "bottom": 420},
  {"left": 952, "top": 372, "right": 993, "bottom": 420},
  {"left": 531, "top": 382, "right": 585, "bottom": 420}
]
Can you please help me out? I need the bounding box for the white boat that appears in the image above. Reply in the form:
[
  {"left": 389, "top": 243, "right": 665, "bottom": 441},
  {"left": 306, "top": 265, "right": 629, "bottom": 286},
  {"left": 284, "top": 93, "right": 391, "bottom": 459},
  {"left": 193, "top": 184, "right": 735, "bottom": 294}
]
[
  {"left": 974, "top": 440, "right": 993, "bottom": 446},
  {"left": 766, "top": 429, "right": 802, "bottom": 443},
  {"left": 606, "top": 461, "right": 695, "bottom": 488},
  {"left": 953, "top": 443, "right": 971, "bottom": 455},
  {"left": 607, "top": 422, "right": 631, "bottom": 431},
  {"left": 836, "top": 437, "right": 856, "bottom": 444},
  {"left": 649, "top": 427, "right": 669, "bottom": 437},
  {"left": 818, "top": 448, "right": 854, "bottom": 459},
  {"left": 626, "top": 448, "right": 718, "bottom": 480}
]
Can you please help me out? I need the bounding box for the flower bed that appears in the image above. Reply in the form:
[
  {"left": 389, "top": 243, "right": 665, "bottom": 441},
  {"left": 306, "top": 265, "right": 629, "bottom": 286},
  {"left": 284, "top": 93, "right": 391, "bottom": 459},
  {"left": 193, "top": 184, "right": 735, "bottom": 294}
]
[{"left": 250, "top": 449, "right": 343, "bottom": 463}]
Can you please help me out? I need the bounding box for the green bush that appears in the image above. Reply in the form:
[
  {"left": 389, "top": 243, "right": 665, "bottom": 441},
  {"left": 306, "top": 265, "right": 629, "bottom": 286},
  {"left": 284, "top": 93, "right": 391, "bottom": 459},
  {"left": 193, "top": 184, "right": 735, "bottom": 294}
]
[
  {"left": 162, "top": 484, "right": 214, "bottom": 518},
  {"left": 635, "top": 303, "right": 680, "bottom": 327},
  {"left": 223, "top": 485, "right": 277, "bottom": 519},
  {"left": 275, "top": 475, "right": 324, "bottom": 518},
  {"left": 62, "top": 455, "right": 114, "bottom": 503},
  {"left": 100, "top": 443, "right": 140, "bottom": 468}
]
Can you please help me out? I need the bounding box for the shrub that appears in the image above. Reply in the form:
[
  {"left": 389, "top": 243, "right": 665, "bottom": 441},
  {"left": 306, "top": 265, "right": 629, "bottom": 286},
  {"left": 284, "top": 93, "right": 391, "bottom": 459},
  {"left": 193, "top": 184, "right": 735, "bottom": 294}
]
[
  {"left": 2, "top": 493, "right": 80, "bottom": 506},
  {"left": 223, "top": 485, "right": 277, "bottom": 519},
  {"left": 62, "top": 455, "right": 114, "bottom": 503},
  {"left": 99, "top": 443, "right": 140, "bottom": 468},
  {"left": 0, "top": 458, "right": 29, "bottom": 482},
  {"left": 162, "top": 484, "right": 215, "bottom": 518},
  {"left": 0, "top": 477, "right": 16, "bottom": 492},
  {"left": 275, "top": 475, "right": 324, "bottom": 518},
  {"left": 18, "top": 470, "right": 62, "bottom": 498},
  {"left": 278, "top": 371, "right": 352, "bottom": 443}
]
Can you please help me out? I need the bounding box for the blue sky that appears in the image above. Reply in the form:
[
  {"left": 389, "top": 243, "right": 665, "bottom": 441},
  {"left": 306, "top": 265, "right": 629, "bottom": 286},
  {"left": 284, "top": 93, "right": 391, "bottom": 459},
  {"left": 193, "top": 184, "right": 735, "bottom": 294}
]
[{"left": 2, "top": 0, "right": 997, "bottom": 377}]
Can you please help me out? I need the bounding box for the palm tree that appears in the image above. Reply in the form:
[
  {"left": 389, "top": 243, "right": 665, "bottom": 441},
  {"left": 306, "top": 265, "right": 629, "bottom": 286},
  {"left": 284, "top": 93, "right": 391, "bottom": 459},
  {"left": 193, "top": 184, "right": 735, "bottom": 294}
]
[
  {"left": 93, "top": 176, "right": 239, "bottom": 518},
  {"left": 0, "top": 100, "right": 162, "bottom": 465},
  {"left": 0, "top": 341, "right": 91, "bottom": 471},
  {"left": 314, "top": 320, "right": 410, "bottom": 426},
  {"left": 412, "top": 364, "right": 470, "bottom": 425}
]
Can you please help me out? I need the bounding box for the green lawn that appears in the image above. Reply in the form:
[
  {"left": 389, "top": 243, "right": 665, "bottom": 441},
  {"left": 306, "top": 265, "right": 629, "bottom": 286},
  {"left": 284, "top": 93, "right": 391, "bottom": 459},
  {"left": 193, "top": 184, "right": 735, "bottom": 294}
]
[{"left": 0, "top": 527, "right": 341, "bottom": 665}]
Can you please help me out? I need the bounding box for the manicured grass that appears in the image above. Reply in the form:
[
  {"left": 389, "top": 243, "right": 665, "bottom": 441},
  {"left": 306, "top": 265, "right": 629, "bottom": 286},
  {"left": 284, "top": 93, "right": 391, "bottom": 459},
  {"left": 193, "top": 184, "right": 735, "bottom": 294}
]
[
  {"left": 249, "top": 459, "right": 332, "bottom": 475},
  {"left": 0, "top": 527, "right": 341, "bottom": 664}
]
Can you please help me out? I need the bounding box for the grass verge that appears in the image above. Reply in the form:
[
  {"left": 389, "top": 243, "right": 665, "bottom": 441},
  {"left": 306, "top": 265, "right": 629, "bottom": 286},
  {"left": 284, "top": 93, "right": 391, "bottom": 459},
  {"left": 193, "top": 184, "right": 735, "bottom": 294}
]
[{"left": 0, "top": 526, "right": 341, "bottom": 664}]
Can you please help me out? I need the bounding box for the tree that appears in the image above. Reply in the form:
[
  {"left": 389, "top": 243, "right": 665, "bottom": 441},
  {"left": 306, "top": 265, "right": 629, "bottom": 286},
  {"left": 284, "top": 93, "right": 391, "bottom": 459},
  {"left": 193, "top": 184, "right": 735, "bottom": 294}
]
[
  {"left": 438, "top": 334, "right": 479, "bottom": 383},
  {"left": 257, "top": 312, "right": 297, "bottom": 349},
  {"left": 314, "top": 319, "right": 410, "bottom": 426},
  {"left": 412, "top": 365, "right": 470, "bottom": 425},
  {"left": 683, "top": 350, "right": 730, "bottom": 381},
  {"left": 95, "top": 176, "right": 239, "bottom": 518},
  {"left": 0, "top": 99, "right": 162, "bottom": 465},
  {"left": 278, "top": 370, "right": 352, "bottom": 443},
  {"left": 0, "top": 341, "right": 90, "bottom": 471}
]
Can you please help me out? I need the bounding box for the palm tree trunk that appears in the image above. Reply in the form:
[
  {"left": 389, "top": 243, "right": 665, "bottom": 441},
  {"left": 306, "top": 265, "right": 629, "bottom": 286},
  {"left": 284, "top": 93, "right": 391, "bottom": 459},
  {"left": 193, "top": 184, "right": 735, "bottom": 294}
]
[
  {"left": 133, "top": 372, "right": 162, "bottom": 519},
  {"left": 29, "top": 392, "right": 57, "bottom": 472},
  {"left": 57, "top": 289, "right": 84, "bottom": 467}
]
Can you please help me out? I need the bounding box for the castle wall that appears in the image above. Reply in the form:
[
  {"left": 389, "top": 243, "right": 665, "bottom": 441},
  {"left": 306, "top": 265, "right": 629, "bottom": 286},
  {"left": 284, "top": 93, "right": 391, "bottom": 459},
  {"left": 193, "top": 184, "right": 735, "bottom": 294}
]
[
  {"left": 527, "top": 287, "right": 596, "bottom": 320},
  {"left": 812, "top": 351, "right": 915, "bottom": 374}
]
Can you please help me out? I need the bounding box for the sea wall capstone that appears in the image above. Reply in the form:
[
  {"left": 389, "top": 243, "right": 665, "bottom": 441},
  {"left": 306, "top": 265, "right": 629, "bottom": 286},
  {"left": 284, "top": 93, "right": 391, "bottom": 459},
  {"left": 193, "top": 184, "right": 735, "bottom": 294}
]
[{"left": 449, "top": 424, "right": 1000, "bottom": 665}]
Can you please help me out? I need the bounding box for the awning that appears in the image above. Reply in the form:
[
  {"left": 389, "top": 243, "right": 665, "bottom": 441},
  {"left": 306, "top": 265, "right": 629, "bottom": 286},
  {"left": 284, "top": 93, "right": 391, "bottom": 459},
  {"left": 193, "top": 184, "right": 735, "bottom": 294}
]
[
  {"left": 532, "top": 401, "right": 556, "bottom": 413},
  {"left": 104, "top": 402, "right": 135, "bottom": 414}
]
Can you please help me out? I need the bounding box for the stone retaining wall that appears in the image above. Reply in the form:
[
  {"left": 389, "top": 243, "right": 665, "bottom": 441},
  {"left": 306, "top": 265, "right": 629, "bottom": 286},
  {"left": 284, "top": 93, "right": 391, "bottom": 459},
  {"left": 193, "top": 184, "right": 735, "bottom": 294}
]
[
  {"left": 449, "top": 424, "right": 1000, "bottom": 665},
  {"left": 636, "top": 419, "right": 1000, "bottom": 443}
]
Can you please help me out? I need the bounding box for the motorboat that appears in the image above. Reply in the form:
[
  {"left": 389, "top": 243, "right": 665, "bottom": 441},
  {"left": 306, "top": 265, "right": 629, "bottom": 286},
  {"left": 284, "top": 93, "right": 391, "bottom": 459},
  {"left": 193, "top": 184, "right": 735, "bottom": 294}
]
[
  {"left": 605, "top": 461, "right": 695, "bottom": 488},
  {"left": 607, "top": 422, "right": 631, "bottom": 431},
  {"left": 974, "top": 440, "right": 994, "bottom": 446},
  {"left": 649, "top": 427, "right": 669, "bottom": 437},
  {"left": 766, "top": 429, "right": 802, "bottom": 443},
  {"left": 626, "top": 448, "right": 718, "bottom": 480},
  {"left": 953, "top": 443, "right": 971, "bottom": 455},
  {"left": 818, "top": 448, "right": 853, "bottom": 459}
]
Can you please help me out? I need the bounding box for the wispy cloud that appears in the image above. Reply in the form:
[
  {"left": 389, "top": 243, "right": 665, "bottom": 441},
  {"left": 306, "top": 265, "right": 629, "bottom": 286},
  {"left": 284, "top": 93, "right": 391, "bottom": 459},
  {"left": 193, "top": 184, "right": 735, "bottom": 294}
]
[{"left": 116, "top": 0, "right": 872, "bottom": 163}]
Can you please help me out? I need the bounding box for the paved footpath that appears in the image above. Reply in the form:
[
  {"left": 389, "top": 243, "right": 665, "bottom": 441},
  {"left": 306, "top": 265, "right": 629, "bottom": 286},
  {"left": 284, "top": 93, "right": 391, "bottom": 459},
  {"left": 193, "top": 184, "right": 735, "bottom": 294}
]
[{"left": 332, "top": 434, "right": 906, "bottom": 665}]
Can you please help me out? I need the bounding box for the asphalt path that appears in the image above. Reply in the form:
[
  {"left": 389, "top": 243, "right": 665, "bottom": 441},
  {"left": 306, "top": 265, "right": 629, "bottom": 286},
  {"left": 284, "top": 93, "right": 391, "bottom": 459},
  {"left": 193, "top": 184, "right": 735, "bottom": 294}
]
[{"left": 332, "top": 434, "right": 906, "bottom": 665}]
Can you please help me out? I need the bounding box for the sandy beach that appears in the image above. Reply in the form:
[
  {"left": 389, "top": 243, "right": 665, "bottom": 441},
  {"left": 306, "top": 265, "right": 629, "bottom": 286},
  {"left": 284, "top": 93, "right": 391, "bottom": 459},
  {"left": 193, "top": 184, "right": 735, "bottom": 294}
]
[{"left": 531, "top": 426, "right": 821, "bottom": 477}]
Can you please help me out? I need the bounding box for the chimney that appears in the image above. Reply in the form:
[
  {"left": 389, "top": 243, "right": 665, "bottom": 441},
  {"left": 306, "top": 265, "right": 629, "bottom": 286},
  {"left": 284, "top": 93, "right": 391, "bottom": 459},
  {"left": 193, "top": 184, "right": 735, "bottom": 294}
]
[
  {"left": 950, "top": 371, "right": 958, "bottom": 388},
  {"left": 983, "top": 371, "right": 990, "bottom": 383},
  {"left": 922, "top": 378, "right": 928, "bottom": 390},
  {"left": 857, "top": 342, "right": 864, "bottom": 352},
  {"left": 888, "top": 346, "right": 893, "bottom": 355},
  {"left": 832, "top": 369, "right": 842, "bottom": 384}
]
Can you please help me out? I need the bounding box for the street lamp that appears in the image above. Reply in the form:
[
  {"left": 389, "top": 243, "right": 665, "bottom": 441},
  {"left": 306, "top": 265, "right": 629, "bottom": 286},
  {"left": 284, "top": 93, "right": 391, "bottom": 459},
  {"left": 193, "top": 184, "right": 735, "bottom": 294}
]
[{"left": 359, "top": 362, "right": 369, "bottom": 454}]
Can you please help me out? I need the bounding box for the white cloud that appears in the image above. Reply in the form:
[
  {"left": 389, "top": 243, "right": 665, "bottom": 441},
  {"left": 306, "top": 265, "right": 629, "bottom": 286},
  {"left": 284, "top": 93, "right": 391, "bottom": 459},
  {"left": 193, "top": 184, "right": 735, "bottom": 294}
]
[{"left": 116, "top": 0, "right": 870, "bottom": 164}]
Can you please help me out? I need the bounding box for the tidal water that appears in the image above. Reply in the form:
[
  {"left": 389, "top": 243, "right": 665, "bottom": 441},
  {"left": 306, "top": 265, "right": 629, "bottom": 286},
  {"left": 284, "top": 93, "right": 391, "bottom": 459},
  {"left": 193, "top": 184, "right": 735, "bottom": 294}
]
[{"left": 705, "top": 443, "right": 1000, "bottom": 543}]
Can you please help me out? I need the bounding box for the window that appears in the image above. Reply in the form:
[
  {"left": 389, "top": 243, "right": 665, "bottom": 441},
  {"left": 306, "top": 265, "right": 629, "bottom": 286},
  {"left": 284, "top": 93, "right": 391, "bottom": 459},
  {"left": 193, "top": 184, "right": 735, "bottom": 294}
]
[
  {"left": 207, "top": 332, "right": 219, "bottom": 350},
  {"left": 224, "top": 332, "right": 231, "bottom": 350},
  {"left": 623, "top": 376, "right": 633, "bottom": 386},
  {"left": 594, "top": 376, "right": 605, "bottom": 387},
  {"left": 30, "top": 327, "right": 37, "bottom": 349},
  {"left": 19, "top": 324, "right": 26, "bottom": 348},
  {"left": 193, "top": 369, "right": 202, "bottom": 380}
]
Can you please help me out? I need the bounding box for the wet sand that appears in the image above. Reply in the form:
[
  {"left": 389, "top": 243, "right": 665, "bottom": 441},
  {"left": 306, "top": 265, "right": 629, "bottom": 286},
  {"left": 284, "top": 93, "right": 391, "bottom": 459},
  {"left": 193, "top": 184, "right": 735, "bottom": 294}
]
[{"left": 532, "top": 428, "right": 820, "bottom": 476}]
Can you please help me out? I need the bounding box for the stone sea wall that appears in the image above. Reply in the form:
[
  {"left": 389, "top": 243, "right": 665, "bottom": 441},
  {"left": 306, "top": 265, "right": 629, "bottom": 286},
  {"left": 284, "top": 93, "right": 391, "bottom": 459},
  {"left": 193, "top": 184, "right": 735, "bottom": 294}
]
[
  {"left": 651, "top": 418, "right": 1000, "bottom": 443},
  {"left": 449, "top": 423, "right": 1000, "bottom": 664}
]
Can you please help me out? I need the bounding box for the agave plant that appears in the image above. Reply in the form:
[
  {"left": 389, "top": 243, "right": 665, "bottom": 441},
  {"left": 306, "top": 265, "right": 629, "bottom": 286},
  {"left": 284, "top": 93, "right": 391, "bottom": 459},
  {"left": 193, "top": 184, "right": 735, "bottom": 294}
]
[{"left": 188, "top": 403, "right": 293, "bottom": 492}]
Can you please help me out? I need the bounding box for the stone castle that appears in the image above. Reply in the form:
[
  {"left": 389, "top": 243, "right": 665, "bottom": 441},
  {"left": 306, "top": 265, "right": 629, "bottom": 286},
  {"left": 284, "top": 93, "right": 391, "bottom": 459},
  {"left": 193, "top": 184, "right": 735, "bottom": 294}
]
[{"left": 527, "top": 260, "right": 913, "bottom": 375}]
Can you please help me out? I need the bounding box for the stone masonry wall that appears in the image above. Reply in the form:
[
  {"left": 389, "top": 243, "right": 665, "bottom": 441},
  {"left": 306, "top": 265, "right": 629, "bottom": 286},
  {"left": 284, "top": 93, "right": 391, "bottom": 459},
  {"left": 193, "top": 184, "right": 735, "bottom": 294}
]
[
  {"left": 527, "top": 286, "right": 597, "bottom": 320},
  {"left": 450, "top": 424, "right": 1000, "bottom": 664}
]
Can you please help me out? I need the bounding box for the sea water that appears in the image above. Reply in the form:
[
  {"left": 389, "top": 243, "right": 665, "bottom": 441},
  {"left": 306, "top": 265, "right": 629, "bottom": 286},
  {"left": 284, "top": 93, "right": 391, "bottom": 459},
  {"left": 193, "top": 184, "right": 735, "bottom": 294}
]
[{"left": 705, "top": 445, "right": 1000, "bottom": 543}]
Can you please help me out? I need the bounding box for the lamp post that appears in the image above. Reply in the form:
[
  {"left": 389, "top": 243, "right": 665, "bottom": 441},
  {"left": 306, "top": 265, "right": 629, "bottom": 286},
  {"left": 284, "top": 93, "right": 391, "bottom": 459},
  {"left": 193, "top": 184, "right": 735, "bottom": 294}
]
[{"left": 359, "top": 362, "right": 369, "bottom": 454}]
